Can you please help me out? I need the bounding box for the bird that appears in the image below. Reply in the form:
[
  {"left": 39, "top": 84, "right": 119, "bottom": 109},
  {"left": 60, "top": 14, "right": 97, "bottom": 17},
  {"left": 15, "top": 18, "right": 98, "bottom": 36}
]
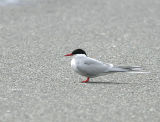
[{"left": 64, "top": 49, "right": 144, "bottom": 83}]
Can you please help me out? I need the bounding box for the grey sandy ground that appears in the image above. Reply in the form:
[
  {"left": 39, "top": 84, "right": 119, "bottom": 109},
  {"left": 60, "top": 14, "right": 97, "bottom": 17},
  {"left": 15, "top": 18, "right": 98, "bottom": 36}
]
[{"left": 0, "top": 0, "right": 160, "bottom": 122}]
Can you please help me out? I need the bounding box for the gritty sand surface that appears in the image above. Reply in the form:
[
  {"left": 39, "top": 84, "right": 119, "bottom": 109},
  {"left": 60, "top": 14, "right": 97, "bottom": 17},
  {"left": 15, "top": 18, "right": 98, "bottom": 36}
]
[{"left": 0, "top": 0, "right": 160, "bottom": 122}]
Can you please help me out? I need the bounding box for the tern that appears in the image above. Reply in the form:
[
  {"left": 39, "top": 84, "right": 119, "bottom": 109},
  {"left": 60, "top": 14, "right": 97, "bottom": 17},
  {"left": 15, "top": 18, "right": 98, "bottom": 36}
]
[{"left": 65, "top": 49, "right": 143, "bottom": 83}]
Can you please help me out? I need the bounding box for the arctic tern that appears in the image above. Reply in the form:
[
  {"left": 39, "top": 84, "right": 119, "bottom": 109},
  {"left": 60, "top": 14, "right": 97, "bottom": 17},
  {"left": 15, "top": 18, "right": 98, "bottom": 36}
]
[{"left": 65, "top": 49, "right": 143, "bottom": 83}]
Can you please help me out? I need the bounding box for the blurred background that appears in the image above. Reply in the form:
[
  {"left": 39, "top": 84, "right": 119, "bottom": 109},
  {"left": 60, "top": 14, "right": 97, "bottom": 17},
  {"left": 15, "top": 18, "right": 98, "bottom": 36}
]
[{"left": 0, "top": 0, "right": 160, "bottom": 122}]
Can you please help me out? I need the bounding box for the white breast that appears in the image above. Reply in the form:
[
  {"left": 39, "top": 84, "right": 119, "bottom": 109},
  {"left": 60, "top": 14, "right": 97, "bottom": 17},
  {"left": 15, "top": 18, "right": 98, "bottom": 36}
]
[
  {"left": 71, "top": 58, "right": 78, "bottom": 72},
  {"left": 71, "top": 54, "right": 87, "bottom": 75}
]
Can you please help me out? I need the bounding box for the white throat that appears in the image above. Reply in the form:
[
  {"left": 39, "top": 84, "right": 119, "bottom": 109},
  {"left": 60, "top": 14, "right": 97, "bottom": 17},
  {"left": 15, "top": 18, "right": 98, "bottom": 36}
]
[{"left": 71, "top": 54, "right": 86, "bottom": 72}]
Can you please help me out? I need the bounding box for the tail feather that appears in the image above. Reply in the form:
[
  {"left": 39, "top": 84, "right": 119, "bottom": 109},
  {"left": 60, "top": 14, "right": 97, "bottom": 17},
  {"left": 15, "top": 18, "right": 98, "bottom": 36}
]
[
  {"left": 117, "top": 66, "right": 142, "bottom": 71},
  {"left": 110, "top": 66, "right": 145, "bottom": 73}
]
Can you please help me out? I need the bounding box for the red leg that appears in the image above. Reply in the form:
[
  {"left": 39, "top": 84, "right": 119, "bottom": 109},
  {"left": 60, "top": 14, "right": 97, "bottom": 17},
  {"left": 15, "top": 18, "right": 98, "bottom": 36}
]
[{"left": 82, "top": 77, "right": 90, "bottom": 83}]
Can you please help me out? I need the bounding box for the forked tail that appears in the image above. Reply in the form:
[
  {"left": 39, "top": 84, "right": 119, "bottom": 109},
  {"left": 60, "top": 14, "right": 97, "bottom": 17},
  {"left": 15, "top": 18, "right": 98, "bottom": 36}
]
[{"left": 110, "top": 66, "right": 148, "bottom": 73}]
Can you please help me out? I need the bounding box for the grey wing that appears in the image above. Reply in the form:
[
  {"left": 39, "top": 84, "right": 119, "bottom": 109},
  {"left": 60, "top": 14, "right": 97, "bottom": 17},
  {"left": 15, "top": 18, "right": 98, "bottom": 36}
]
[{"left": 77, "top": 57, "right": 113, "bottom": 77}]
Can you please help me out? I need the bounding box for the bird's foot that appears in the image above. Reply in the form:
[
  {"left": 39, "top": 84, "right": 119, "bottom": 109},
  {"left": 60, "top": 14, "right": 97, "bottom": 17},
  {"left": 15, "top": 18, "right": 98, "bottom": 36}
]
[{"left": 82, "top": 77, "right": 90, "bottom": 83}]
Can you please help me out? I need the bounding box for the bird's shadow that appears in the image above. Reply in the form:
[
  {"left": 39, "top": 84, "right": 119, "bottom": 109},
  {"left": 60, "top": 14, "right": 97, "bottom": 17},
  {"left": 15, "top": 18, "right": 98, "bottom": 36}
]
[{"left": 85, "top": 81, "right": 133, "bottom": 85}]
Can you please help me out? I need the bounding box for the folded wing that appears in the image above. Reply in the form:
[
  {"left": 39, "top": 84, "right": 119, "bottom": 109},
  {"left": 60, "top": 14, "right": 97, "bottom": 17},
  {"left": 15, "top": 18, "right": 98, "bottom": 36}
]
[{"left": 77, "top": 57, "right": 113, "bottom": 77}]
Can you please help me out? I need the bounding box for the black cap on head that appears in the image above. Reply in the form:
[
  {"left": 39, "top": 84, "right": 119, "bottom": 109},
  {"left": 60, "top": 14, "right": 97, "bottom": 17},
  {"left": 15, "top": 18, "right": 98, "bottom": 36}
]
[{"left": 72, "top": 49, "right": 87, "bottom": 55}]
